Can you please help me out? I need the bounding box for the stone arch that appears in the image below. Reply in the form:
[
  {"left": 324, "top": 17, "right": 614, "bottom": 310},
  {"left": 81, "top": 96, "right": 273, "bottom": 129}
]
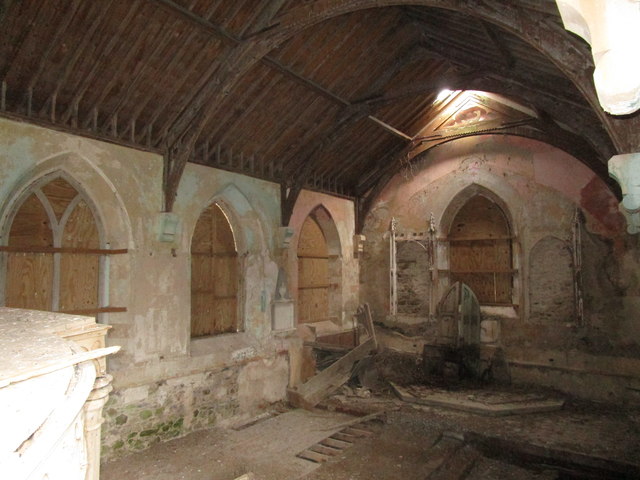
[
  {"left": 441, "top": 184, "right": 517, "bottom": 306},
  {"left": 440, "top": 183, "right": 515, "bottom": 238},
  {"left": 186, "top": 183, "right": 266, "bottom": 337},
  {"left": 190, "top": 200, "right": 240, "bottom": 337},
  {"left": 0, "top": 167, "right": 118, "bottom": 319},
  {"left": 295, "top": 204, "right": 343, "bottom": 325},
  {"left": 186, "top": 182, "right": 266, "bottom": 256},
  {"left": 0, "top": 152, "right": 133, "bottom": 251},
  {"left": 529, "top": 236, "right": 575, "bottom": 323}
]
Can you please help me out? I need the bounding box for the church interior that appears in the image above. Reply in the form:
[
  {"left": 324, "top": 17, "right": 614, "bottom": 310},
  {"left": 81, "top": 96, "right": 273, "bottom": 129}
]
[{"left": 1, "top": 1, "right": 640, "bottom": 479}]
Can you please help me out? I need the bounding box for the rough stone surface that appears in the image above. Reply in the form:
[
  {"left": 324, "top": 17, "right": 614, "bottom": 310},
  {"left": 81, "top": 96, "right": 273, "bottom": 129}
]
[
  {"left": 361, "top": 135, "right": 640, "bottom": 401},
  {"left": 529, "top": 236, "right": 575, "bottom": 323}
]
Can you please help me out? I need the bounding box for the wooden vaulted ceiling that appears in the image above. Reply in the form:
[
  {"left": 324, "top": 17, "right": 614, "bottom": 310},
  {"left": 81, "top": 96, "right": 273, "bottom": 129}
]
[{"left": 1, "top": 0, "right": 638, "bottom": 230}]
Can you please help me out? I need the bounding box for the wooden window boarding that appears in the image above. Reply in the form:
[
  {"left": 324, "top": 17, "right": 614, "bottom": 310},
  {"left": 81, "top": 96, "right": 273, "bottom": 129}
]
[
  {"left": 191, "top": 202, "right": 239, "bottom": 337},
  {"left": 448, "top": 195, "right": 514, "bottom": 305},
  {"left": 1, "top": 177, "right": 126, "bottom": 317},
  {"left": 297, "top": 216, "right": 330, "bottom": 324}
]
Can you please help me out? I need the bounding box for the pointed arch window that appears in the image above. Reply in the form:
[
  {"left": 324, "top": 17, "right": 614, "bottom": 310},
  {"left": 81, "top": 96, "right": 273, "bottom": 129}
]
[
  {"left": 191, "top": 202, "right": 239, "bottom": 337},
  {"left": 2, "top": 176, "right": 103, "bottom": 315},
  {"left": 448, "top": 195, "right": 514, "bottom": 305},
  {"left": 297, "top": 215, "right": 330, "bottom": 324}
]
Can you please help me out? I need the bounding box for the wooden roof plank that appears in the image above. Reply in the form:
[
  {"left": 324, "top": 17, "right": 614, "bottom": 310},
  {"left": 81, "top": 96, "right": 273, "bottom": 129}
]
[
  {"left": 0, "top": 0, "right": 47, "bottom": 82},
  {"left": 22, "top": 1, "right": 82, "bottom": 104},
  {"left": 60, "top": 0, "right": 144, "bottom": 125},
  {"left": 100, "top": 12, "right": 187, "bottom": 132},
  {"left": 38, "top": 1, "right": 113, "bottom": 120}
]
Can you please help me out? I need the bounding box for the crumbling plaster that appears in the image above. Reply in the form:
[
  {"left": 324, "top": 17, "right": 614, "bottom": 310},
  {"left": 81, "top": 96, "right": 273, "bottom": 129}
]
[{"left": 362, "top": 134, "right": 640, "bottom": 400}]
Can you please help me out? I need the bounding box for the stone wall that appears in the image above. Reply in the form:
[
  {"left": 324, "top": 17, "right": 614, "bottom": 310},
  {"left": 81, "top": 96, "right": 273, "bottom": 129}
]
[
  {"left": 361, "top": 134, "right": 640, "bottom": 402},
  {"left": 529, "top": 236, "right": 575, "bottom": 323},
  {"left": 0, "top": 117, "right": 359, "bottom": 459},
  {"left": 102, "top": 354, "right": 289, "bottom": 456}
]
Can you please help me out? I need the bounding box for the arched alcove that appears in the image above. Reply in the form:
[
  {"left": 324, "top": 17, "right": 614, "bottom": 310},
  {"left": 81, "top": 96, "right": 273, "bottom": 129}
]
[
  {"left": 442, "top": 185, "right": 515, "bottom": 306},
  {"left": 1, "top": 173, "right": 104, "bottom": 316},
  {"left": 296, "top": 205, "right": 342, "bottom": 324},
  {"left": 190, "top": 202, "right": 239, "bottom": 337}
]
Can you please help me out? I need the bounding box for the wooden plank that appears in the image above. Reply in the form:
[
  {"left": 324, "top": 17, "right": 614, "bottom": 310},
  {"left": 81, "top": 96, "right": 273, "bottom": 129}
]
[
  {"left": 0, "top": 246, "right": 127, "bottom": 255},
  {"left": 309, "top": 444, "right": 341, "bottom": 456},
  {"left": 287, "top": 337, "right": 376, "bottom": 409},
  {"left": 59, "top": 198, "right": 100, "bottom": 312},
  {"left": 297, "top": 287, "right": 329, "bottom": 324},
  {"left": 298, "top": 214, "right": 330, "bottom": 324},
  {"left": 320, "top": 437, "right": 352, "bottom": 449},
  {"left": 40, "top": 177, "right": 78, "bottom": 222},
  {"left": 8, "top": 193, "right": 53, "bottom": 248},
  {"left": 297, "top": 450, "right": 330, "bottom": 463},
  {"left": 59, "top": 253, "right": 99, "bottom": 312},
  {"left": 60, "top": 307, "right": 127, "bottom": 315},
  {"left": 330, "top": 432, "right": 357, "bottom": 443},
  {"left": 233, "top": 473, "right": 256, "bottom": 480},
  {"left": 298, "top": 216, "right": 327, "bottom": 257},
  {"left": 304, "top": 341, "right": 352, "bottom": 352},
  {"left": 191, "top": 202, "right": 238, "bottom": 336},
  {"left": 342, "top": 426, "right": 374, "bottom": 438},
  {"left": 5, "top": 253, "right": 54, "bottom": 311}
]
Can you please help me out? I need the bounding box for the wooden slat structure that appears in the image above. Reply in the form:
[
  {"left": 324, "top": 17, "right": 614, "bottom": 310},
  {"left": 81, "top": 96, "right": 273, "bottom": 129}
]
[
  {"left": 0, "top": 0, "right": 635, "bottom": 229},
  {"left": 448, "top": 195, "right": 513, "bottom": 305},
  {"left": 4, "top": 177, "right": 111, "bottom": 316},
  {"left": 297, "top": 215, "right": 329, "bottom": 324},
  {"left": 191, "top": 202, "right": 238, "bottom": 337}
]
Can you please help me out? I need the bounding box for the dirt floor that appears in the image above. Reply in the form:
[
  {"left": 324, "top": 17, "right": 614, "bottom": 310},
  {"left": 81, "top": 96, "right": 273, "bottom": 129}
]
[{"left": 101, "top": 385, "right": 640, "bottom": 480}]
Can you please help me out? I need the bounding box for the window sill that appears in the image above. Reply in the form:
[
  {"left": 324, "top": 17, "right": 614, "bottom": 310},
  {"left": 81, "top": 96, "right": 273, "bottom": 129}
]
[
  {"left": 480, "top": 305, "right": 518, "bottom": 318},
  {"left": 189, "top": 331, "right": 253, "bottom": 358}
]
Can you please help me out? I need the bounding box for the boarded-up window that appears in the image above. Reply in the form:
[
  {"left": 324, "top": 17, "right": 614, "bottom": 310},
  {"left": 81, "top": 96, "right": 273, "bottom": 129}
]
[
  {"left": 529, "top": 236, "right": 574, "bottom": 322},
  {"left": 449, "top": 195, "right": 513, "bottom": 305},
  {"left": 191, "top": 203, "right": 238, "bottom": 337},
  {"left": 4, "top": 177, "right": 100, "bottom": 314},
  {"left": 297, "top": 216, "right": 329, "bottom": 323}
]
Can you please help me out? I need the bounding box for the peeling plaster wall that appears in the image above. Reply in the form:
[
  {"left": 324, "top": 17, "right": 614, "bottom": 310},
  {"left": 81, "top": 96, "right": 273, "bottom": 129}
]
[
  {"left": 0, "top": 118, "right": 294, "bottom": 458},
  {"left": 288, "top": 190, "right": 359, "bottom": 330},
  {"left": 362, "top": 134, "right": 640, "bottom": 402}
]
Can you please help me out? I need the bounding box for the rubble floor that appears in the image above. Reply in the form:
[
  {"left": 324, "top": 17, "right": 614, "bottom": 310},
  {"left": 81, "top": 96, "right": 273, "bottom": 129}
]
[{"left": 101, "top": 388, "right": 640, "bottom": 480}]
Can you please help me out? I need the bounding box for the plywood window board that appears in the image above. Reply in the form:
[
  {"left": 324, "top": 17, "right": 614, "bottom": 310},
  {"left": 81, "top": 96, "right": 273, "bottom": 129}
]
[
  {"left": 297, "top": 215, "right": 330, "bottom": 324},
  {"left": 190, "top": 202, "right": 239, "bottom": 337},
  {"left": 448, "top": 195, "right": 514, "bottom": 305},
  {"left": 4, "top": 177, "right": 107, "bottom": 316}
]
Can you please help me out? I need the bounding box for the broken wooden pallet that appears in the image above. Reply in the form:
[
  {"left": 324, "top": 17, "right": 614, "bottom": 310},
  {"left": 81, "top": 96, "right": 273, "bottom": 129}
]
[{"left": 288, "top": 303, "right": 378, "bottom": 409}]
